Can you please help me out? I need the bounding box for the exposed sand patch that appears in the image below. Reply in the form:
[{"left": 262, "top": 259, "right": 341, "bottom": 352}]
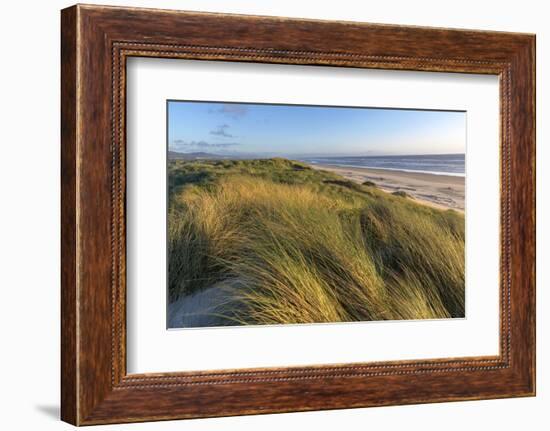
[{"left": 168, "top": 283, "right": 244, "bottom": 328}]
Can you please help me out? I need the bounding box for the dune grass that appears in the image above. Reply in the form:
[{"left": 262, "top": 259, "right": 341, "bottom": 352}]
[{"left": 168, "top": 158, "right": 465, "bottom": 326}]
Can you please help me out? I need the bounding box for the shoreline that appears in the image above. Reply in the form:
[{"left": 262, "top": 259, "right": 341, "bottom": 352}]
[
  {"left": 308, "top": 163, "right": 465, "bottom": 178},
  {"left": 310, "top": 163, "right": 465, "bottom": 211}
]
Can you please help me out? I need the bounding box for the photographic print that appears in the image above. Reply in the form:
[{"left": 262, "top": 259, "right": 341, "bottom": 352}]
[
  {"left": 167, "top": 101, "right": 466, "bottom": 328},
  {"left": 61, "top": 7, "right": 536, "bottom": 423}
]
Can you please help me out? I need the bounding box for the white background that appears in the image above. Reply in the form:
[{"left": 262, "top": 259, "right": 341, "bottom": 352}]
[
  {"left": 0, "top": 0, "right": 547, "bottom": 430},
  {"left": 127, "top": 59, "right": 500, "bottom": 373}
]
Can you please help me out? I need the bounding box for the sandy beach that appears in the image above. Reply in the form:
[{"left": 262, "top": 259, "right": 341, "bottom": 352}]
[{"left": 311, "top": 164, "right": 465, "bottom": 211}]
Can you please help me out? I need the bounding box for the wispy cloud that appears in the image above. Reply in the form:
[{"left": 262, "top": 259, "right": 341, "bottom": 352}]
[
  {"left": 210, "top": 124, "right": 234, "bottom": 138},
  {"left": 171, "top": 139, "right": 240, "bottom": 151},
  {"left": 209, "top": 104, "right": 248, "bottom": 119}
]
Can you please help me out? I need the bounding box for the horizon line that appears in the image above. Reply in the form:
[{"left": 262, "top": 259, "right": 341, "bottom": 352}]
[{"left": 168, "top": 149, "right": 466, "bottom": 157}]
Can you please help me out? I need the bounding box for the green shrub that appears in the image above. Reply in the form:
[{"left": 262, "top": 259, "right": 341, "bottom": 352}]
[{"left": 392, "top": 190, "right": 409, "bottom": 198}]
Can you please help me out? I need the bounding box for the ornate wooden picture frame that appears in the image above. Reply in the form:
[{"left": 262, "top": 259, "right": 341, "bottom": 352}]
[{"left": 61, "top": 4, "right": 535, "bottom": 425}]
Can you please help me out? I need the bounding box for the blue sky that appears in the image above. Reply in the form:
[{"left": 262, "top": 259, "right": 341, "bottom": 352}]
[{"left": 168, "top": 101, "right": 465, "bottom": 157}]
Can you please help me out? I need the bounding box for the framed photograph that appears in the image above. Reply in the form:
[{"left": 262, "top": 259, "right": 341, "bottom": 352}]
[{"left": 61, "top": 4, "right": 536, "bottom": 425}]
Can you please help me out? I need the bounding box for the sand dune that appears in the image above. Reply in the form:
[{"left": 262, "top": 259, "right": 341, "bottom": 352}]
[{"left": 310, "top": 164, "right": 465, "bottom": 211}]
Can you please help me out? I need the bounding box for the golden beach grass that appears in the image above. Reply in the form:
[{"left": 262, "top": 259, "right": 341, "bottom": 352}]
[{"left": 168, "top": 158, "right": 465, "bottom": 325}]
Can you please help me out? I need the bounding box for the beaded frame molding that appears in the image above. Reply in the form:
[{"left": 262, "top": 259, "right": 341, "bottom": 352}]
[{"left": 61, "top": 4, "right": 535, "bottom": 425}]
